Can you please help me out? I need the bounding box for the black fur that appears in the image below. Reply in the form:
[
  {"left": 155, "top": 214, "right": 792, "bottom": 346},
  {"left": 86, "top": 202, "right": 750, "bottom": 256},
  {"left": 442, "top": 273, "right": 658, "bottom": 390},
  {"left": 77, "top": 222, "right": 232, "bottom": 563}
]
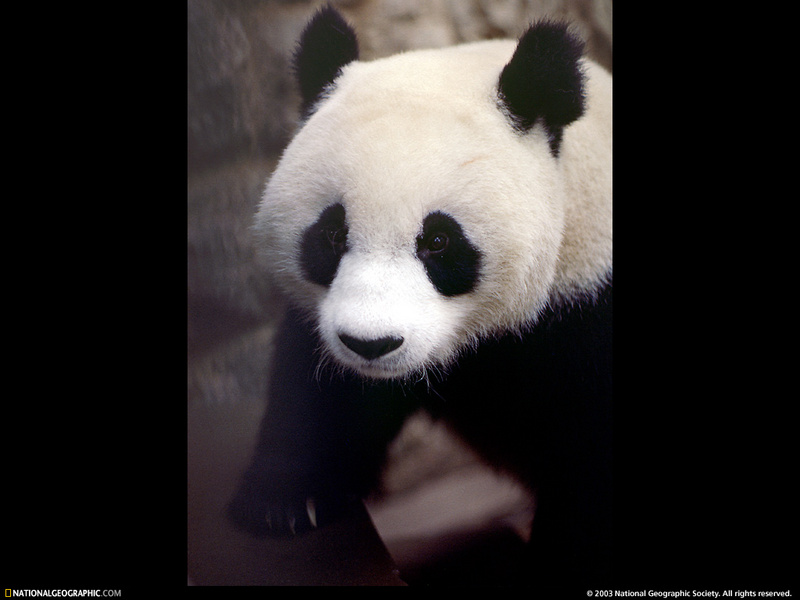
[
  {"left": 416, "top": 212, "right": 482, "bottom": 297},
  {"left": 300, "top": 202, "right": 347, "bottom": 287},
  {"left": 498, "top": 20, "right": 586, "bottom": 156},
  {"left": 428, "top": 283, "right": 612, "bottom": 584},
  {"left": 228, "top": 282, "right": 612, "bottom": 585},
  {"left": 293, "top": 5, "right": 359, "bottom": 119}
]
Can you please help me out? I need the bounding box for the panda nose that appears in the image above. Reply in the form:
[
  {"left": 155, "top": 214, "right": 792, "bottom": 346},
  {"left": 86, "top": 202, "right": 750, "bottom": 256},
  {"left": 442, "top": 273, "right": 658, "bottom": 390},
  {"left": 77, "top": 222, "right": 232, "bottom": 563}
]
[{"left": 338, "top": 333, "right": 403, "bottom": 360}]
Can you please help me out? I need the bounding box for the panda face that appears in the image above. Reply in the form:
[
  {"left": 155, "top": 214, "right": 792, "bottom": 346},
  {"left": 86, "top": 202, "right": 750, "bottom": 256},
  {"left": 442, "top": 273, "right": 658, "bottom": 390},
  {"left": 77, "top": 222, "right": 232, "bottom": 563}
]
[
  {"left": 303, "top": 202, "right": 484, "bottom": 380},
  {"left": 256, "top": 42, "right": 568, "bottom": 381}
]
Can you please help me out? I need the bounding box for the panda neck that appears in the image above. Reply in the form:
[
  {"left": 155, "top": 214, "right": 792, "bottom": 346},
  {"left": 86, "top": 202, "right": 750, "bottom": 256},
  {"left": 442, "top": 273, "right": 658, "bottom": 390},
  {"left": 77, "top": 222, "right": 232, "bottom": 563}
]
[{"left": 550, "top": 201, "right": 612, "bottom": 306}]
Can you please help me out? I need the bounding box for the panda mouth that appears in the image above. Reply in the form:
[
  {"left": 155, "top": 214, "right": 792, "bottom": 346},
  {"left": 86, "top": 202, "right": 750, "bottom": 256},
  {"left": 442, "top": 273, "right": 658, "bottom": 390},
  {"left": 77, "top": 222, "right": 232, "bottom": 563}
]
[{"left": 345, "top": 356, "right": 412, "bottom": 380}]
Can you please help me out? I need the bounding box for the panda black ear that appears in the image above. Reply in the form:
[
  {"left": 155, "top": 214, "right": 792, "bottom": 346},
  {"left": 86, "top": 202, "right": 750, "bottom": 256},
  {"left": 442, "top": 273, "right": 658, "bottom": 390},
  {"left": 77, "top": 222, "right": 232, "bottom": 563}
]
[
  {"left": 293, "top": 5, "right": 359, "bottom": 119},
  {"left": 498, "top": 20, "right": 586, "bottom": 155}
]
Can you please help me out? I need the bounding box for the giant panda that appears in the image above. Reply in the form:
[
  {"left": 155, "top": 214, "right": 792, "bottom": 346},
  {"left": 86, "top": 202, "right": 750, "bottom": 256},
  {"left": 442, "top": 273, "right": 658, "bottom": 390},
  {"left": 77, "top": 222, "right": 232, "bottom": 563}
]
[{"left": 228, "top": 5, "right": 612, "bottom": 586}]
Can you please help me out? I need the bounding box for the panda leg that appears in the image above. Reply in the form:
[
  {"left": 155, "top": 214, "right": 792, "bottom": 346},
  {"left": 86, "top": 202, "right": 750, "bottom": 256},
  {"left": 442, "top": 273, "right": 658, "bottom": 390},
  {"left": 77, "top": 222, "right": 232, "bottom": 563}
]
[{"left": 227, "top": 308, "right": 412, "bottom": 537}]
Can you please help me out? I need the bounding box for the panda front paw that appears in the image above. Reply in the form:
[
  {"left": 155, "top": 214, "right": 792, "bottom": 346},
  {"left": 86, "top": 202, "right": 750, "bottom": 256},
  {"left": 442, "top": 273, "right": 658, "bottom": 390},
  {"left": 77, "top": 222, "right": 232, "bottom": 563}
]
[
  {"left": 228, "top": 495, "right": 316, "bottom": 537},
  {"left": 227, "top": 488, "right": 356, "bottom": 538}
]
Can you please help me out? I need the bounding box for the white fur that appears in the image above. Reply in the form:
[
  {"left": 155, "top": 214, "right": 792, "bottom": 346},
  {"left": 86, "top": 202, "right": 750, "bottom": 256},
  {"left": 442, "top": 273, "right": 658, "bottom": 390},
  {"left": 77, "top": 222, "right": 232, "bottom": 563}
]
[{"left": 254, "top": 39, "right": 612, "bottom": 380}]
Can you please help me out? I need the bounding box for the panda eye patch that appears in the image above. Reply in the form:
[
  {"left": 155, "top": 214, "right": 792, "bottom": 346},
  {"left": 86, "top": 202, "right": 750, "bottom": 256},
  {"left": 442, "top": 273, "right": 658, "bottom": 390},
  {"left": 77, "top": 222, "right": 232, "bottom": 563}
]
[
  {"left": 301, "top": 203, "right": 348, "bottom": 287},
  {"left": 416, "top": 212, "right": 481, "bottom": 297}
]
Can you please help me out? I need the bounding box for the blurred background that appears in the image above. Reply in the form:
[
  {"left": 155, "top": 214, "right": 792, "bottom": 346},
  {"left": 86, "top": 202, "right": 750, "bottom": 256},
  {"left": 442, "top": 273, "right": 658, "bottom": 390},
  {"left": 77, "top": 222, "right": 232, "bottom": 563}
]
[{"left": 188, "top": 0, "right": 612, "bottom": 586}]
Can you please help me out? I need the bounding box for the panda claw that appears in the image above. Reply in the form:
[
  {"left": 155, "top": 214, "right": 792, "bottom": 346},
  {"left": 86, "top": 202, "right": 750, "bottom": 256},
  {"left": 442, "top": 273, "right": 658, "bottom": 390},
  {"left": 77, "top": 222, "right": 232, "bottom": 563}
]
[
  {"left": 228, "top": 487, "right": 355, "bottom": 537},
  {"left": 306, "top": 496, "right": 318, "bottom": 528}
]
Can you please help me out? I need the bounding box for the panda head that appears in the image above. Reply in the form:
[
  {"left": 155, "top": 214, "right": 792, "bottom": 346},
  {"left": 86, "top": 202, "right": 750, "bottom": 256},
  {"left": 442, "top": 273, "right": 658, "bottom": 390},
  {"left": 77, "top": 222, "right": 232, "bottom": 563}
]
[{"left": 255, "top": 6, "right": 587, "bottom": 381}]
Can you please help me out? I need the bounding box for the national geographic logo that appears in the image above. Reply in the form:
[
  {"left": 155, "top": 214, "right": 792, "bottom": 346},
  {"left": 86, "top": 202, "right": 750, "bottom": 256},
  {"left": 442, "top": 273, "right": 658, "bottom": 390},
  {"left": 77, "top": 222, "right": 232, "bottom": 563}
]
[{"left": 5, "top": 591, "right": 121, "bottom": 598}]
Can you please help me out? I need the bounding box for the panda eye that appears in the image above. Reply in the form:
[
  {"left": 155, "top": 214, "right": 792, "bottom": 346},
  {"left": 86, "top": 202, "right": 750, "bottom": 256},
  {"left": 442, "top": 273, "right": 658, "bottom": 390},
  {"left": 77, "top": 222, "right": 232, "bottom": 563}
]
[
  {"left": 325, "top": 225, "right": 348, "bottom": 255},
  {"left": 426, "top": 233, "right": 449, "bottom": 254}
]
